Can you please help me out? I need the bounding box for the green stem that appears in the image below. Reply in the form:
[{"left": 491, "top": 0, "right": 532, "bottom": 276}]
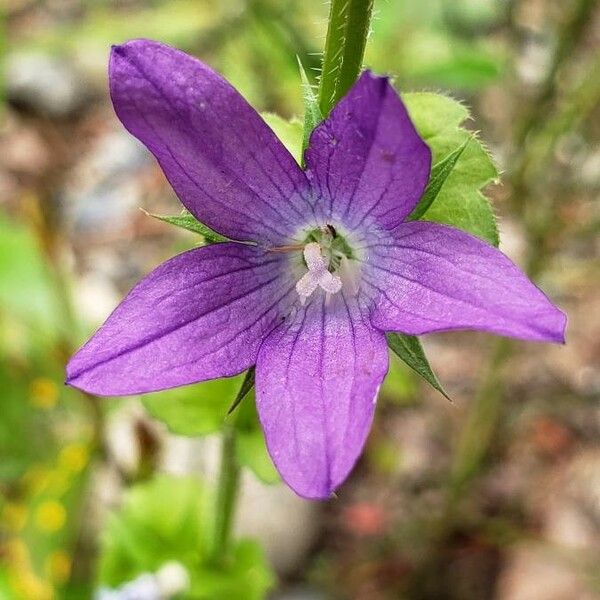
[
  {"left": 447, "top": 338, "right": 512, "bottom": 506},
  {"left": 318, "top": 0, "right": 374, "bottom": 117},
  {"left": 209, "top": 422, "right": 240, "bottom": 566}
]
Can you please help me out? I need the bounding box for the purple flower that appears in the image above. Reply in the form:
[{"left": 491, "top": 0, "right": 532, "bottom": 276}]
[{"left": 67, "top": 40, "right": 566, "bottom": 499}]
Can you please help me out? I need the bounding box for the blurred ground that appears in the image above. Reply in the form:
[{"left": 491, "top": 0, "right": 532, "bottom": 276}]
[{"left": 1, "top": 1, "right": 599, "bottom": 599}]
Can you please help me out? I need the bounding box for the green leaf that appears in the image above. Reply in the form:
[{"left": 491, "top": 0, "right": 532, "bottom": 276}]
[
  {"left": 234, "top": 393, "right": 279, "bottom": 485},
  {"left": 261, "top": 113, "right": 304, "bottom": 165},
  {"left": 369, "top": 5, "right": 504, "bottom": 91},
  {"left": 403, "top": 92, "right": 499, "bottom": 246},
  {"left": 297, "top": 57, "right": 323, "bottom": 162},
  {"left": 447, "top": 0, "right": 503, "bottom": 30},
  {"left": 380, "top": 353, "right": 417, "bottom": 404},
  {"left": 99, "top": 475, "right": 209, "bottom": 587},
  {"left": 99, "top": 475, "right": 274, "bottom": 599},
  {"left": 236, "top": 430, "right": 279, "bottom": 485},
  {"left": 141, "top": 208, "right": 228, "bottom": 243},
  {"left": 397, "top": 31, "right": 502, "bottom": 90},
  {"left": 190, "top": 539, "right": 274, "bottom": 600},
  {"left": 386, "top": 333, "right": 450, "bottom": 401},
  {"left": 143, "top": 376, "right": 243, "bottom": 437},
  {"left": 143, "top": 376, "right": 278, "bottom": 484},
  {"left": 408, "top": 137, "right": 470, "bottom": 221}
]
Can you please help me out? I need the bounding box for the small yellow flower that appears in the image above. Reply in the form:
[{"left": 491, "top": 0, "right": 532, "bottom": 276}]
[
  {"left": 29, "top": 378, "right": 59, "bottom": 409},
  {"left": 58, "top": 443, "right": 89, "bottom": 474},
  {"left": 9, "top": 568, "right": 54, "bottom": 600},
  {"left": 5, "top": 538, "right": 29, "bottom": 565},
  {"left": 35, "top": 501, "right": 66, "bottom": 533},
  {"left": 2, "top": 503, "right": 28, "bottom": 532},
  {"left": 45, "top": 550, "right": 71, "bottom": 584}
]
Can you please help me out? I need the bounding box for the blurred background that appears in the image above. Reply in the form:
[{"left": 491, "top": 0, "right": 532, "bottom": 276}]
[{"left": 1, "top": 0, "right": 599, "bottom": 598}]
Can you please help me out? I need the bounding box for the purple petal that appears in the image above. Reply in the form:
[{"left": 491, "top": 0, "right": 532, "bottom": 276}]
[
  {"left": 366, "top": 221, "right": 566, "bottom": 342},
  {"left": 110, "top": 39, "right": 310, "bottom": 244},
  {"left": 304, "top": 71, "right": 431, "bottom": 230},
  {"left": 256, "top": 297, "right": 388, "bottom": 499},
  {"left": 67, "top": 243, "right": 295, "bottom": 396}
]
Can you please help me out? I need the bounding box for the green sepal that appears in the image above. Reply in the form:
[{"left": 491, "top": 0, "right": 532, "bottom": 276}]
[
  {"left": 408, "top": 137, "right": 470, "bottom": 221},
  {"left": 227, "top": 367, "right": 255, "bottom": 415},
  {"left": 386, "top": 332, "right": 450, "bottom": 401},
  {"left": 141, "top": 208, "right": 228, "bottom": 244},
  {"left": 297, "top": 57, "right": 323, "bottom": 163}
]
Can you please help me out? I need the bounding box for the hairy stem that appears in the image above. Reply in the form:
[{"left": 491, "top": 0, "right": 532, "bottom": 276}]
[{"left": 318, "top": 0, "right": 374, "bottom": 117}]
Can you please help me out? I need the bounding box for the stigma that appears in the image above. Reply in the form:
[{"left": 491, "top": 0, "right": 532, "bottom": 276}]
[{"left": 295, "top": 243, "right": 342, "bottom": 305}]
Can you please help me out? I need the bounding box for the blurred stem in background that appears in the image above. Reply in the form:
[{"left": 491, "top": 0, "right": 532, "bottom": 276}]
[
  {"left": 513, "top": 0, "right": 597, "bottom": 148},
  {"left": 208, "top": 0, "right": 376, "bottom": 567},
  {"left": 444, "top": 0, "right": 598, "bottom": 537},
  {"left": 22, "top": 183, "right": 107, "bottom": 588},
  {"left": 402, "top": 7, "right": 600, "bottom": 593},
  {"left": 209, "top": 423, "right": 240, "bottom": 566},
  {"left": 24, "top": 183, "right": 106, "bottom": 458}
]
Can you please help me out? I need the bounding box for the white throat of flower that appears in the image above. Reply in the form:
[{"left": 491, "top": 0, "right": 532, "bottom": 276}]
[{"left": 295, "top": 242, "right": 342, "bottom": 305}]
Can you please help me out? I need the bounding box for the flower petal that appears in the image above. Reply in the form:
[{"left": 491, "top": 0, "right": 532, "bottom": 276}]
[
  {"left": 256, "top": 297, "right": 388, "bottom": 499},
  {"left": 110, "top": 39, "right": 310, "bottom": 244},
  {"left": 67, "top": 243, "right": 295, "bottom": 396},
  {"left": 304, "top": 71, "right": 431, "bottom": 230},
  {"left": 366, "top": 222, "right": 566, "bottom": 342}
]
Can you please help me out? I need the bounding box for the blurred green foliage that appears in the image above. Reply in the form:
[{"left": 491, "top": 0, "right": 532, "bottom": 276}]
[
  {"left": 369, "top": 0, "right": 505, "bottom": 89},
  {"left": 0, "top": 214, "right": 61, "bottom": 340},
  {"left": 99, "top": 475, "right": 274, "bottom": 598},
  {"left": 144, "top": 379, "right": 279, "bottom": 484}
]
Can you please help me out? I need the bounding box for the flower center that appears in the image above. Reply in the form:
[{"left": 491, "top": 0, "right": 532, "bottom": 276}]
[
  {"left": 304, "top": 224, "right": 356, "bottom": 270},
  {"left": 294, "top": 225, "right": 360, "bottom": 305}
]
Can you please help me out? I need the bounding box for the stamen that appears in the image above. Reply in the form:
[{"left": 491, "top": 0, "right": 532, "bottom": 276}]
[{"left": 267, "top": 243, "right": 305, "bottom": 253}]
